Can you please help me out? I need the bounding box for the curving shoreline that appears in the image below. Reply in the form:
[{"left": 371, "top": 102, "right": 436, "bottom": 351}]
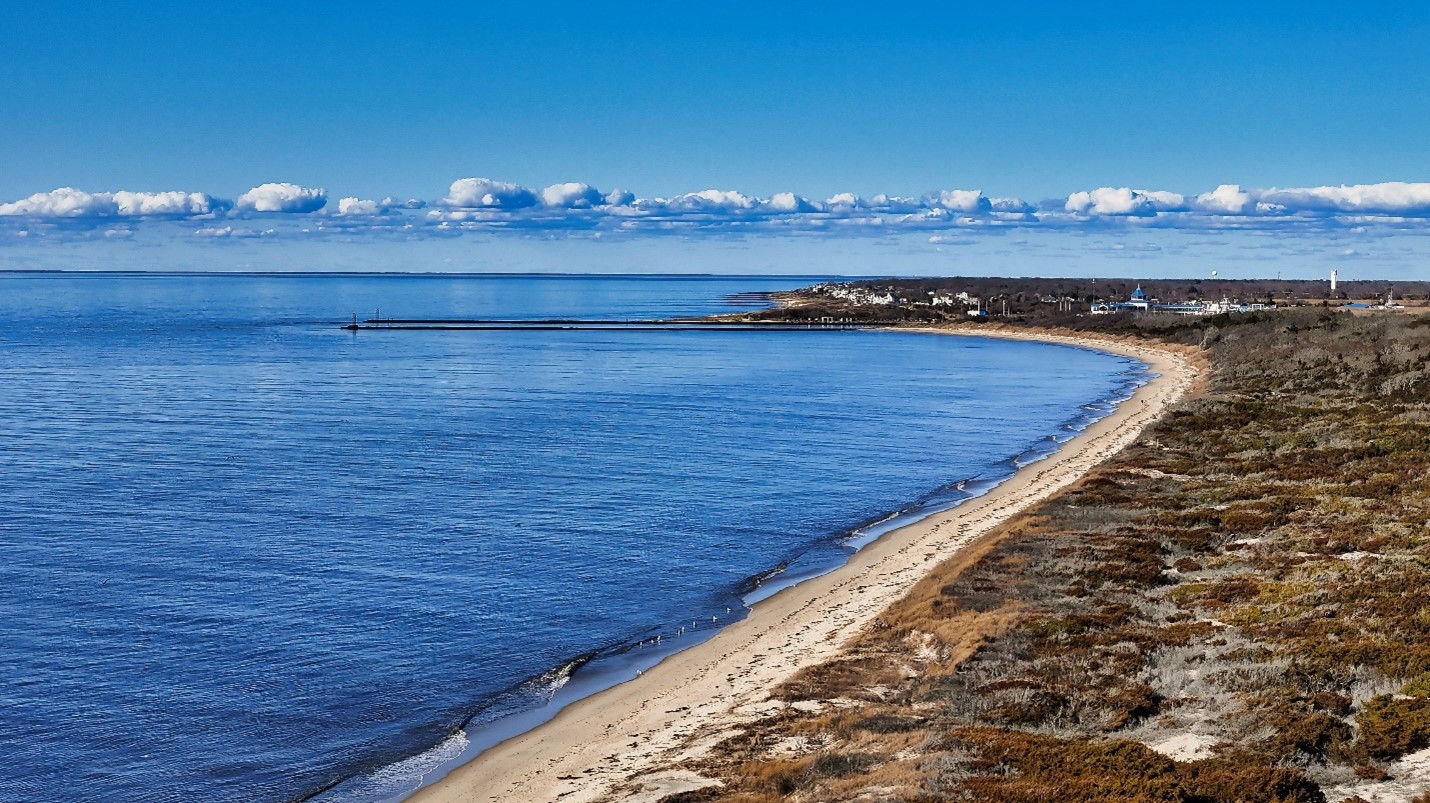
[{"left": 405, "top": 327, "right": 1200, "bottom": 803}]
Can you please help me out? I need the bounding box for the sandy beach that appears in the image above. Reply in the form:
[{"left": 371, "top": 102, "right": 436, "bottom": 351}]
[{"left": 408, "top": 328, "right": 1200, "bottom": 803}]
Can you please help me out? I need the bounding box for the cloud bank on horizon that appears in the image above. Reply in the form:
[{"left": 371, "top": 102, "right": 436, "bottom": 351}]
[
  {"left": 1063, "top": 182, "right": 1430, "bottom": 218},
  {"left": 4, "top": 179, "right": 1430, "bottom": 241},
  {"left": 0, "top": 187, "right": 228, "bottom": 218}
]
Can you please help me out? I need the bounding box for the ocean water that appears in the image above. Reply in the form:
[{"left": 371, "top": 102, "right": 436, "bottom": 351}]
[{"left": 0, "top": 273, "right": 1146, "bottom": 803}]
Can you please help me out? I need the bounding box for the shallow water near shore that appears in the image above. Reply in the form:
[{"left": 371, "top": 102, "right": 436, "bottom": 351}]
[{"left": 0, "top": 273, "right": 1143, "bottom": 803}]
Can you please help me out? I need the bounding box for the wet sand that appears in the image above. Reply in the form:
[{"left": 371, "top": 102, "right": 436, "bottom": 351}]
[{"left": 407, "top": 327, "right": 1200, "bottom": 803}]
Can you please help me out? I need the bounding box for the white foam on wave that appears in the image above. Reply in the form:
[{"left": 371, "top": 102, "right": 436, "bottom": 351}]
[
  {"left": 534, "top": 657, "right": 581, "bottom": 700},
  {"left": 317, "top": 730, "right": 469, "bottom": 803}
]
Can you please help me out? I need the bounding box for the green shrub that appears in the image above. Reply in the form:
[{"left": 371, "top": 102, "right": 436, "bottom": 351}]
[{"left": 1355, "top": 695, "right": 1430, "bottom": 760}]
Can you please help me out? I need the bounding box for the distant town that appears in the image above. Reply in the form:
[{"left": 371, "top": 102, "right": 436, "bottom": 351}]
[{"left": 751, "top": 274, "right": 1430, "bottom": 324}]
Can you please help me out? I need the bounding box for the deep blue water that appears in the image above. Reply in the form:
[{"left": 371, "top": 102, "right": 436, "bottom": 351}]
[{"left": 0, "top": 273, "right": 1144, "bottom": 803}]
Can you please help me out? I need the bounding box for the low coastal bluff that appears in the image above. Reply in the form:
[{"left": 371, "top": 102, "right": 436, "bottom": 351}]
[{"left": 643, "top": 306, "right": 1430, "bottom": 802}]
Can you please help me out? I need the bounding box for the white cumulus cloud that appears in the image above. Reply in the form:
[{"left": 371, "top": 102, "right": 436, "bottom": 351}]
[
  {"left": 929, "top": 190, "right": 992, "bottom": 214},
  {"left": 1256, "top": 182, "right": 1430, "bottom": 215},
  {"left": 825, "top": 192, "right": 863, "bottom": 209},
  {"left": 865, "top": 194, "right": 925, "bottom": 213},
  {"left": 989, "top": 197, "right": 1034, "bottom": 214},
  {"left": 540, "top": 182, "right": 605, "bottom": 209},
  {"left": 335, "top": 196, "right": 431, "bottom": 216},
  {"left": 659, "top": 189, "right": 756, "bottom": 213},
  {"left": 766, "top": 192, "right": 822, "bottom": 213},
  {"left": 336, "top": 197, "right": 382, "bottom": 216},
  {"left": 1069, "top": 181, "right": 1430, "bottom": 219},
  {"left": 113, "top": 191, "right": 223, "bottom": 216},
  {"left": 604, "top": 189, "right": 635, "bottom": 206},
  {"left": 820, "top": 190, "right": 1024, "bottom": 216},
  {"left": 0, "top": 188, "right": 114, "bottom": 217},
  {"left": 1155, "top": 182, "right": 1430, "bottom": 217},
  {"left": 236, "top": 183, "right": 327, "bottom": 213},
  {"left": 0, "top": 187, "right": 226, "bottom": 217},
  {"left": 1191, "top": 184, "right": 1257, "bottom": 214},
  {"left": 442, "top": 178, "right": 539, "bottom": 209},
  {"left": 1066, "top": 187, "right": 1186, "bottom": 216}
]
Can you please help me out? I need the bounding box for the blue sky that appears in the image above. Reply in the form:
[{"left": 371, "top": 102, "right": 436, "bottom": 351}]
[{"left": 3, "top": 3, "right": 1429, "bottom": 277}]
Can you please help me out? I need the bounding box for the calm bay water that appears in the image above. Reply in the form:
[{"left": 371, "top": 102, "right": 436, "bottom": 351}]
[{"left": 0, "top": 273, "right": 1144, "bottom": 802}]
